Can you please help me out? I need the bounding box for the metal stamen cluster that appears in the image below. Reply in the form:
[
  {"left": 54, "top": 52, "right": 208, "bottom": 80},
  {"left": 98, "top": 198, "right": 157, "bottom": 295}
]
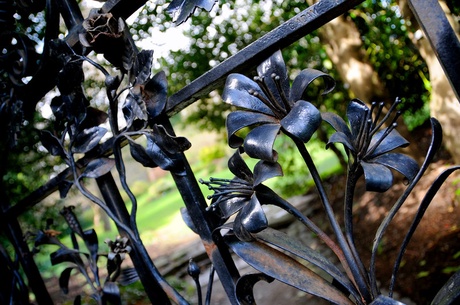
[
  {"left": 248, "top": 74, "right": 289, "bottom": 119},
  {"left": 355, "top": 99, "right": 401, "bottom": 161},
  {"left": 200, "top": 177, "right": 253, "bottom": 212}
]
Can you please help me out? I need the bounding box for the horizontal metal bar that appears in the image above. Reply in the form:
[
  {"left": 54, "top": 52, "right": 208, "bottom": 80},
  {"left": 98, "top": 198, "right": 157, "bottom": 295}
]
[
  {"left": 165, "top": 0, "right": 365, "bottom": 116},
  {"left": 408, "top": 0, "right": 460, "bottom": 101}
]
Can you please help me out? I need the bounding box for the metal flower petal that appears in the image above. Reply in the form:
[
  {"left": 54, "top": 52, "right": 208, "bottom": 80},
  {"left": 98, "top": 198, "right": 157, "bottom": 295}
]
[
  {"left": 323, "top": 98, "right": 419, "bottom": 192},
  {"left": 201, "top": 149, "right": 281, "bottom": 240},
  {"left": 222, "top": 51, "right": 326, "bottom": 162}
]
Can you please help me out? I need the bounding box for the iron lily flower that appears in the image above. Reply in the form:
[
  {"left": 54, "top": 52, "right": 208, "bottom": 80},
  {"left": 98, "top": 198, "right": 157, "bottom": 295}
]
[
  {"left": 222, "top": 50, "right": 334, "bottom": 162},
  {"left": 322, "top": 99, "right": 419, "bottom": 192},
  {"left": 200, "top": 148, "right": 282, "bottom": 241},
  {"left": 105, "top": 236, "right": 132, "bottom": 261}
]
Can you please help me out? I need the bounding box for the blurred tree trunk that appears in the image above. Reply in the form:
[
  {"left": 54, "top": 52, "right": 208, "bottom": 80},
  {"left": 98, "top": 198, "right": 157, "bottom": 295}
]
[
  {"left": 306, "top": 0, "right": 423, "bottom": 159},
  {"left": 398, "top": 0, "right": 460, "bottom": 163},
  {"left": 307, "top": 0, "right": 388, "bottom": 103}
]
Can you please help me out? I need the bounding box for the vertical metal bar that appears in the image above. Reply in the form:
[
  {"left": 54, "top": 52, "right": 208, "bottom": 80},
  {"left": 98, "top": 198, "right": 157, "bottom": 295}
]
[
  {"left": 2, "top": 219, "right": 54, "bottom": 304},
  {"left": 96, "top": 173, "right": 172, "bottom": 305},
  {"left": 159, "top": 117, "right": 240, "bottom": 304},
  {"left": 408, "top": 0, "right": 460, "bottom": 101}
]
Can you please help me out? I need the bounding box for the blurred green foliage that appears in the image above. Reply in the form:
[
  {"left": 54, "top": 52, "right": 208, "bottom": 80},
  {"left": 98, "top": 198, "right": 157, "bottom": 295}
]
[{"left": 135, "top": 0, "right": 430, "bottom": 132}]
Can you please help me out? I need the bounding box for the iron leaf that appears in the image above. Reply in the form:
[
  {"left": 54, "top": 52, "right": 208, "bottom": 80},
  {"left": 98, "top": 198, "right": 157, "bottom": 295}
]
[
  {"left": 58, "top": 181, "right": 73, "bottom": 200},
  {"left": 143, "top": 71, "right": 168, "bottom": 119},
  {"left": 39, "top": 130, "right": 65, "bottom": 157},
  {"left": 102, "top": 282, "right": 122, "bottom": 305},
  {"left": 167, "top": 0, "right": 216, "bottom": 25},
  {"left": 50, "top": 248, "right": 84, "bottom": 266},
  {"left": 226, "top": 235, "right": 354, "bottom": 305},
  {"left": 80, "top": 158, "right": 115, "bottom": 179},
  {"left": 72, "top": 126, "right": 107, "bottom": 154},
  {"left": 117, "top": 268, "right": 139, "bottom": 286},
  {"left": 59, "top": 267, "right": 75, "bottom": 294},
  {"left": 132, "top": 50, "right": 154, "bottom": 86},
  {"left": 82, "top": 229, "right": 99, "bottom": 262},
  {"left": 128, "top": 140, "right": 157, "bottom": 168},
  {"left": 255, "top": 228, "right": 359, "bottom": 301},
  {"left": 145, "top": 135, "right": 176, "bottom": 171}
]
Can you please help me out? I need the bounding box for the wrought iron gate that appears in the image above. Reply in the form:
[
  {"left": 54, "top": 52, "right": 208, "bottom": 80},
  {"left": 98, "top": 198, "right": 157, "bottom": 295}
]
[{"left": 1, "top": 0, "right": 460, "bottom": 304}]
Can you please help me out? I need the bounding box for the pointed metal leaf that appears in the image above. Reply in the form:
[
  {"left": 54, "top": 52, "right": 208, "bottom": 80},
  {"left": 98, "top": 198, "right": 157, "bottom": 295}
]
[
  {"left": 82, "top": 229, "right": 98, "bottom": 262},
  {"left": 129, "top": 140, "right": 157, "bottom": 168},
  {"left": 50, "top": 248, "right": 84, "bottom": 266},
  {"left": 180, "top": 207, "right": 198, "bottom": 234},
  {"left": 80, "top": 158, "right": 115, "bottom": 179},
  {"left": 391, "top": 165, "right": 460, "bottom": 294},
  {"left": 281, "top": 100, "right": 321, "bottom": 143},
  {"left": 59, "top": 180, "right": 74, "bottom": 199},
  {"left": 133, "top": 50, "right": 154, "bottom": 85},
  {"left": 102, "top": 282, "right": 122, "bottom": 305},
  {"left": 143, "top": 71, "right": 167, "bottom": 119},
  {"left": 72, "top": 127, "right": 107, "bottom": 154},
  {"left": 226, "top": 235, "right": 354, "bottom": 304},
  {"left": 59, "top": 267, "right": 75, "bottom": 294},
  {"left": 431, "top": 270, "right": 460, "bottom": 305},
  {"left": 255, "top": 228, "right": 359, "bottom": 301},
  {"left": 39, "top": 130, "right": 65, "bottom": 157},
  {"left": 167, "top": 0, "right": 216, "bottom": 24},
  {"left": 145, "top": 134, "right": 176, "bottom": 171},
  {"left": 152, "top": 125, "right": 191, "bottom": 154}
]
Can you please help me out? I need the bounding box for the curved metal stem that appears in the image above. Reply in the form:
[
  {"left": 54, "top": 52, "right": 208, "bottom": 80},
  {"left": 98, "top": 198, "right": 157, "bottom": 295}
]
[{"left": 292, "top": 137, "right": 372, "bottom": 303}]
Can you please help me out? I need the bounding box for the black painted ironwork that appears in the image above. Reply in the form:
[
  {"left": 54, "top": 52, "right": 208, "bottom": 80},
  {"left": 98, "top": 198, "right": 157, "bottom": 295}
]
[{"left": 1, "top": 0, "right": 460, "bottom": 304}]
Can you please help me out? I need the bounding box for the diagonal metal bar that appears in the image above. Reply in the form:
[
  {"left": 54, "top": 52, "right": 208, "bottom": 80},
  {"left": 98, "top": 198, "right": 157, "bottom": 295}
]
[
  {"left": 408, "top": 0, "right": 460, "bottom": 101},
  {"left": 165, "top": 0, "right": 365, "bottom": 116}
]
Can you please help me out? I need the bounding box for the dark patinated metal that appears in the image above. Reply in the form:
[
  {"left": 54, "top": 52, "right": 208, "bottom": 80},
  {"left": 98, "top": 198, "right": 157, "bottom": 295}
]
[{"left": 1, "top": 0, "right": 460, "bottom": 304}]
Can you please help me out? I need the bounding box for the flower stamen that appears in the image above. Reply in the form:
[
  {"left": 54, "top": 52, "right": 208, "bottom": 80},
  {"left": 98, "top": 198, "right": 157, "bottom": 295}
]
[
  {"left": 271, "top": 73, "right": 291, "bottom": 112},
  {"left": 366, "top": 122, "right": 397, "bottom": 158},
  {"left": 370, "top": 99, "right": 401, "bottom": 135},
  {"left": 253, "top": 76, "right": 286, "bottom": 117}
]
